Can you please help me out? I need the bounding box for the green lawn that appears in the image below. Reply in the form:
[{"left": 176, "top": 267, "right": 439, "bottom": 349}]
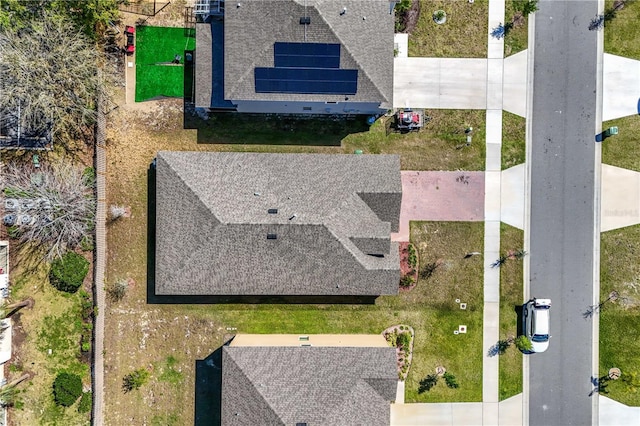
[
  {"left": 409, "top": 0, "right": 489, "bottom": 58},
  {"left": 499, "top": 223, "right": 524, "bottom": 400},
  {"left": 600, "top": 225, "right": 640, "bottom": 406},
  {"left": 7, "top": 249, "right": 91, "bottom": 425},
  {"left": 135, "top": 26, "right": 196, "bottom": 102},
  {"left": 601, "top": 115, "right": 640, "bottom": 171},
  {"left": 503, "top": 1, "right": 529, "bottom": 57},
  {"left": 604, "top": 0, "right": 640, "bottom": 60},
  {"left": 502, "top": 111, "right": 526, "bottom": 170},
  {"left": 191, "top": 109, "right": 488, "bottom": 171}
]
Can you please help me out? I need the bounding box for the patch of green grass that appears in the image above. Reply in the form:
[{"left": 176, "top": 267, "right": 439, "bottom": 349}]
[
  {"left": 604, "top": 0, "right": 640, "bottom": 60},
  {"left": 504, "top": 1, "right": 529, "bottom": 57},
  {"left": 601, "top": 115, "right": 640, "bottom": 171},
  {"left": 135, "top": 26, "right": 196, "bottom": 102},
  {"left": 405, "top": 221, "right": 484, "bottom": 402},
  {"left": 158, "top": 356, "right": 184, "bottom": 385},
  {"left": 152, "top": 413, "right": 180, "bottom": 426},
  {"left": 600, "top": 225, "right": 640, "bottom": 406},
  {"left": 193, "top": 109, "right": 487, "bottom": 170},
  {"left": 502, "top": 111, "right": 526, "bottom": 170},
  {"left": 499, "top": 223, "right": 523, "bottom": 400},
  {"left": 409, "top": 0, "right": 489, "bottom": 58}
]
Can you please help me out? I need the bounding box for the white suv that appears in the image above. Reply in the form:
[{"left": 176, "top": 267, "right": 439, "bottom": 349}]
[{"left": 523, "top": 298, "right": 551, "bottom": 353}]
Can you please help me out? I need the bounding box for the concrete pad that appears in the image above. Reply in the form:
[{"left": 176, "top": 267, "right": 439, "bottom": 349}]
[
  {"left": 603, "top": 53, "right": 640, "bottom": 121},
  {"left": 503, "top": 50, "right": 528, "bottom": 117},
  {"left": 599, "top": 395, "right": 640, "bottom": 426},
  {"left": 483, "top": 402, "right": 499, "bottom": 425},
  {"left": 601, "top": 164, "right": 640, "bottom": 232},
  {"left": 391, "top": 403, "right": 483, "bottom": 426},
  {"left": 483, "top": 303, "right": 499, "bottom": 404},
  {"left": 487, "top": 0, "right": 505, "bottom": 60},
  {"left": 486, "top": 143, "right": 502, "bottom": 172},
  {"left": 499, "top": 394, "right": 523, "bottom": 426},
  {"left": 484, "top": 171, "right": 502, "bottom": 221},
  {"left": 392, "top": 171, "right": 485, "bottom": 242},
  {"left": 486, "top": 109, "right": 503, "bottom": 144},
  {"left": 453, "top": 403, "right": 485, "bottom": 425},
  {"left": 487, "top": 59, "right": 504, "bottom": 109},
  {"left": 394, "top": 58, "right": 488, "bottom": 109},
  {"left": 396, "top": 380, "right": 405, "bottom": 404},
  {"left": 501, "top": 164, "right": 525, "bottom": 230},
  {"left": 394, "top": 33, "right": 409, "bottom": 59}
]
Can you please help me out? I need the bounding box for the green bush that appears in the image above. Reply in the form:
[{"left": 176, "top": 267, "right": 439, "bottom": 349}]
[
  {"left": 515, "top": 335, "right": 533, "bottom": 352},
  {"left": 443, "top": 372, "right": 459, "bottom": 389},
  {"left": 53, "top": 373, "right": 82, "bottom": 407},
  {"left": 400, "top": 275, "right": 415, "bottom": 288},
  {"left": 396, "top": 332, "right": 411, "bottom": 349},
  {"left": 80, "top": 235, "right": 94, "bottom": 251},
  {"left": 123, "top": 368, "right": 150, "bottom": 393},
  {"left": 82, "top": 167, "right": 96, "bottom": 185},
  {"left": 49, "top": 252, "right": 89, "bottom": 293},
  {"left": 78, "top": 391, "right": 92, "bottom": 413},
  {"left": 408, "top": 243, "right": 418, "bottom": 268},
  {"left": 418, "top": 374, "right": 439, "bottom": 393}
]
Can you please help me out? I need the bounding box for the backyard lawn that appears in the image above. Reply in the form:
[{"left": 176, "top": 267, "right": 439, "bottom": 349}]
[
  {"left": 408, "top": 0, "right": 489, "bottom": 58},
  {"left": 103, "top": 104, "right": 487, "bottom": 423},
  {"left": 135, "top": 26, "right": 195, "bottom": 102},
  {"left": 499, "top": 223, "right": 524, "bottom": 401}
]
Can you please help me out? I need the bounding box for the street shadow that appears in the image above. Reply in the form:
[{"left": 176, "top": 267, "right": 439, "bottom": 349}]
[
  {"left": 194, "top": 346, "right": 224, "bottom": 426},
  {"left": 146, "top": 161, "right": 376, "bottom": 305}
]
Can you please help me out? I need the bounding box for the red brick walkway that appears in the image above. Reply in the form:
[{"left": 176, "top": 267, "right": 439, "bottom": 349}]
[{"left": 391, "top": 171, "right": 485, "bottom": 242}]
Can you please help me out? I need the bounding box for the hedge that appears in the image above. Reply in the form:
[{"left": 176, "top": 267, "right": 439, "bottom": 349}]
[
  {"left": 49, "top": 252, "right": 89, "bottom": 293},
  {"left": 53, "top": 373, "right": 82, "bottom": 407}
]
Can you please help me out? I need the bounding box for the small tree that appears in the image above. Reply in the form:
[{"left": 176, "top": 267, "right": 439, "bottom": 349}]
[
  {"left": 123, "top": 368, "right": 150, "bottom": 393},
  {"left": 443, "top": 372, "right": 459, "bottom": 388},
  {"left": 109, "top": 205, "right": 127, "bottom": 221},
  {"left": 49, "top": 252, "right": 89, "bottom": 293},
  {"left": 53, "top": 372, "right": 83, "bottom": 407},
  {"left": 513, "top": 0, "right": 538, "bottom": 16},
  {"left": 515, "top": 335, "right": 533, "bottom": 352},
  {"left": 108, "top": 279, "right": 129, "bottom": 302}
]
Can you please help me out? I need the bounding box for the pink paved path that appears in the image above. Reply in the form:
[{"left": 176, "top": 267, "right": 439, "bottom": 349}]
[{"left": 391, "top": 171, "right": 485, "bottom": 242}]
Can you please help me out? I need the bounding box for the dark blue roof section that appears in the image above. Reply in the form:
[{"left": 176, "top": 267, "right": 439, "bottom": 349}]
[
  {"left": 274, "top": 42, "right": 340, "bottom": 69},
  {"left": 255, "top": 68, "right": 358, "bottom": 95},
  {"left": 210, "top": 19, "right": 235, "bottom": 109}
]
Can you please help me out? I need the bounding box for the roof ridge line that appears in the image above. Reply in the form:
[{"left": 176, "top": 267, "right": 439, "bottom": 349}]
[{"left": 225, "top": 348, "right": 287, "bottom": 424}]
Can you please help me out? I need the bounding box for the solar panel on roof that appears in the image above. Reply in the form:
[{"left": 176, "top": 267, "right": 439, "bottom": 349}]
[
  {"left": 255, "top": 68, "right": 357, "bottom": 95},
  {"left": 274, "top": 42, "right": 340, "bottom": 69}
]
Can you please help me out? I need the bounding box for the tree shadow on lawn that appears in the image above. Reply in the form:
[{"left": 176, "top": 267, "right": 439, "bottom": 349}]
[{"left": 145, "top": 164, "right": 377, "bottom": 305}]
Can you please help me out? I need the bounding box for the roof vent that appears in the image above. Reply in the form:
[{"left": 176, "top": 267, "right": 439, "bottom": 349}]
[
  {"left": 267, "top": 233, "right": 277, "bottom": 240},
  {"left": 299, "top": 16, "right": 310, "bottom": 25},
  {"left": 254, "top": 192, "right": 261, "bottom": 196},
  {"left": 268, "top": 208, "right": 278, "bottom": 214},
  {"left": 289, "top": 214, "right": 297, "bottom": 220},
  {"left": 340, "top": 7, "right": 347, "bottom": 15},
  {"left": 296, "top": 423, "right": 308, "bottom": 426}
]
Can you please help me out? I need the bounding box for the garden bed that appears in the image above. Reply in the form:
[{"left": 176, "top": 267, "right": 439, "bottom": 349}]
[
  {"left": 399, "top": 242, "right": 419, "bottom": 291},
  {"left": 383, "top": 324, "right": 415, "bottom": 380}
]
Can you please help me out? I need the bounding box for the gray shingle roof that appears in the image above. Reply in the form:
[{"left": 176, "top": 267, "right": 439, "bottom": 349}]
[
  {"left": 155, "top": 152, "right": 401, "bottom": 296},
  {"left": 222, "top": 345, "right": 397, "bottom": 425},
  {"left": 223, "top": 0, "right": 394, "bottom": 107}
]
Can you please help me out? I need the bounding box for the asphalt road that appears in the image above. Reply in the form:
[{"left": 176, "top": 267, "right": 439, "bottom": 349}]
[{"left": 528, "top": 1, "right": 600, "bottom": 425}]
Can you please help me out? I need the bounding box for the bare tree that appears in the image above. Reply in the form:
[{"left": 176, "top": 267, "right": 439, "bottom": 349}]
[
  {"left": 109, "top": 205, "right": 127, "bottom": 221},
  {"left": 0, "top": 13, "right": 117, "bottom": 146},
  {"left": 2, "top": 162, "right": 96, "bottom": 260}
]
